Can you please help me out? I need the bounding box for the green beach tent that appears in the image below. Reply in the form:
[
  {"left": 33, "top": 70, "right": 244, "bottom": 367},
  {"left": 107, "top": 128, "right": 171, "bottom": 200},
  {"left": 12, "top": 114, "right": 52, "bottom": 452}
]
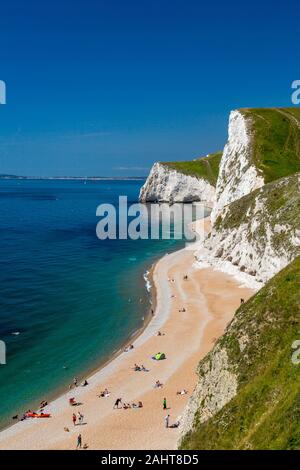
[{"left": 154, "top": 352, "right": 166, "bottom": 360}]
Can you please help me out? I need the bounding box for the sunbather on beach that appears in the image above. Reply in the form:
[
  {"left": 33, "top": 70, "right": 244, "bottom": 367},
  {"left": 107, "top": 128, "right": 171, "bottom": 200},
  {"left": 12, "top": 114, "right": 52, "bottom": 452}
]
[
  {"left": 176, "top": 389, "right": 188, "bottom": 395},
  {"left": 154, "top": 380, "right": 163, "bottom": 388},
  {"left": 169, "top": 421, "right": 180, "bottom": 428},
  {"left": 132, "top": 401, "right": 143, "bottom": 409}
]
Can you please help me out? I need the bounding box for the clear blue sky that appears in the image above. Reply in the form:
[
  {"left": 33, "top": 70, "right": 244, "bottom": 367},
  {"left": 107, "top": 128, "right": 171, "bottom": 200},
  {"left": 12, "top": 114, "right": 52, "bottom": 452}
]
[{"left": 0, "top": 0, "right": 299, "bottom": 176}]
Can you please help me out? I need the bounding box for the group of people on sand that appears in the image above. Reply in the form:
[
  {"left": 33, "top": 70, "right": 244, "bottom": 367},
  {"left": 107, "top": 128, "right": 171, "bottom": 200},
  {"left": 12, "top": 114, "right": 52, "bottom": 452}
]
[
  {"left": 71, "top": 276, "right": 191, "bottom": 449},
  {"left": 133, "top": 363, "right": 148, "bottom": 372},
  {"left": 72, "top": 411, "right": 84, "bottom": 426},
  {"left": 113, "top": 397, "right": 143, "bottom": 410},
  {"left": 164, "top": 414, "right": 180, "bottom": 429},
  {"left": 12, "top": 399, "right": 49, "bottom": 422},
  {"left": 70, "top": 377, "right": 89, "bottom": 389},
  {"left": 123, "top": 401, "right": 143, "bottom": 409}
]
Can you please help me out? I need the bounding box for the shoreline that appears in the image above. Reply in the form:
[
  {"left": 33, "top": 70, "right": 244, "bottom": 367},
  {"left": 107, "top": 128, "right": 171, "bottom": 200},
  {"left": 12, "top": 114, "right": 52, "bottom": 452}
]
[
  {"left": 0, "top": 257, "right": 160, "bottom": 434},
  {"left": 0, "top": 249, "right": 187, "bottom": 448},
  {"left": 0, "top": 216, "right": 256, "bottom": 449}
]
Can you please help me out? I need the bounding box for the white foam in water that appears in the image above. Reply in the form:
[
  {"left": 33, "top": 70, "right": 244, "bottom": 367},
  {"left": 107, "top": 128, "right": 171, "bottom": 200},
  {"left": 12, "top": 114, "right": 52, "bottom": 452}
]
[{"left": 143, "top": 270, "right": 152, "bottom": 291}]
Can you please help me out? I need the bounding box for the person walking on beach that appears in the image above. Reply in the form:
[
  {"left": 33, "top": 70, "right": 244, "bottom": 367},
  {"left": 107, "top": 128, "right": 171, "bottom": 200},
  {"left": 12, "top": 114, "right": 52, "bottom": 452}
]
[
  {"left": 165, "top": 414, "right": 170, "bottom": 428},
  {"left": 113, "top": 398, "right": 122, "bottom": 409},
  {"left": 76, "top": 434, "right": 82, "bottom": 449},
  {"left": 73, "top": 377, "right": 78, "bottom": 387},
  {"left": 163, "top": 397, "right": 167, "bottom": 410},
  {"left": 72, "top": 413, "right": 77, "bottom": 426}
]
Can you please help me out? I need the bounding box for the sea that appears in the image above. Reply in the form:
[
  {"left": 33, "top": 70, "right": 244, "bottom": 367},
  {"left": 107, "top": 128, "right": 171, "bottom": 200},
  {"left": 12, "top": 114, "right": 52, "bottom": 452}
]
[{"left": 0, "top": 179, "right": 207, "bottom": 428}]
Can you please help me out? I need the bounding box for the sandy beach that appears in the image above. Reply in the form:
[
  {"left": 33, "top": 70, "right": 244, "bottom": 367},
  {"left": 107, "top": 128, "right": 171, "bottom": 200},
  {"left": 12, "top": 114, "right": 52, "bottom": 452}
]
[{"left": 0, "top": 219, "right": 254, "bottom": 450}]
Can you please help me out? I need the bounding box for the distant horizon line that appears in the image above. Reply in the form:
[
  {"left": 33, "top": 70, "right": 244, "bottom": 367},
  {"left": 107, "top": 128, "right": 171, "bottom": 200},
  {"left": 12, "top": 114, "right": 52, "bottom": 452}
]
[{"left": 0, "top": 174, "right": 147, "bottom": 181}]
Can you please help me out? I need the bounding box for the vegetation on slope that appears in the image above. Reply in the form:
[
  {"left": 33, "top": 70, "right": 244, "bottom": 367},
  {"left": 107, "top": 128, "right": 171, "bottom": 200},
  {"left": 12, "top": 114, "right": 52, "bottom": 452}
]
[
  {"left": 161, "top": 151, "right": 222, "bottom": 186},
  {"left": 214, "top": 172, "right": 300, "bottom": 254},
  {"left": 241, "top": 108, "right": 300, "bottom": 183},
  {"left": 181, "top": 256, "right": 300, "bottom": 450}
]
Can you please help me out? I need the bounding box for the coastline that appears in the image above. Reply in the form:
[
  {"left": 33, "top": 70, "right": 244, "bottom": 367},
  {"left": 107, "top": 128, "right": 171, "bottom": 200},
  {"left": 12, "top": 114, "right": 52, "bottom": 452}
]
[
  {"left": 0, "top": 258, "right": 159, "bottom": 434},
  {"left": 0, "top": 217, "right": 256, "bottom": 450}
]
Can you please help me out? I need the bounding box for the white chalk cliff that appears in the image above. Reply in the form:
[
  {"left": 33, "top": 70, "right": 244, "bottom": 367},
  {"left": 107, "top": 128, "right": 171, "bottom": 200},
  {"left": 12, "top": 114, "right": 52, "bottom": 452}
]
[
  {"left": 177, "top": 108, "right": 300, "bottom": 446},
  {"left": 210, "top": 110, "right": 264, "bottom": 224},
  {"left": 139, "top": 162, "right": 215, "bottom": 205},
  {"left": 196, "top": 173, "right": 300, "bottom": 286},
  {"left": 140, "top": 110, "right": 299, "bottom": 287}
]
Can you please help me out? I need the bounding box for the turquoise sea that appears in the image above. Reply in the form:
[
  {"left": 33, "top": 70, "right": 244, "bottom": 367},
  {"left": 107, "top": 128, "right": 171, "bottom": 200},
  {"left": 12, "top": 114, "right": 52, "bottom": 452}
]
[{"left": 0, "top": 179, "right": 200, "bottom": 428}]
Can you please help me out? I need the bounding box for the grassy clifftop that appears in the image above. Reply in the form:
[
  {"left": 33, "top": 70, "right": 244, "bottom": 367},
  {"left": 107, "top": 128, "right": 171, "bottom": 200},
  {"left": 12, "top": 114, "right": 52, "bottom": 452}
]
[
  {"left": 241, "top": 108, "right": 300, "bottom": 183},
  {"left": 161, "top": 151, "right": 222, "bottom": 186},
  {"left": 181, "top": 256, "right": 300, "bottom": 450}
]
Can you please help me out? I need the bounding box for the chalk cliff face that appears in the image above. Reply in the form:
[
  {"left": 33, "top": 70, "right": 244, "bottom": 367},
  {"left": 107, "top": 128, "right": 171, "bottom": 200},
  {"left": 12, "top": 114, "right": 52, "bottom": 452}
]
[
  {"left": 179, "top": 346, "right": 238, "bottom": 439},
  {"left": 178, "top": 108, "right": 300, "bottom": 449},
  {"left": 139, "top": 162, "right": 216, "bottom": 205},
  {"left": 210, "top": 110, "right": 264, "bottom": 224},
  {"left": 196, "top": 173, "right": 300, "bottom": 285}
]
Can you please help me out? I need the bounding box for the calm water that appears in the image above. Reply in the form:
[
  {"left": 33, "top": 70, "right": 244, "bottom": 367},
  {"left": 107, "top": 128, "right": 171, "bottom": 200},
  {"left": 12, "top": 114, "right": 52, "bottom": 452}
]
[{"left": 0, "top": 179, "right": 202, "bottom": 428}]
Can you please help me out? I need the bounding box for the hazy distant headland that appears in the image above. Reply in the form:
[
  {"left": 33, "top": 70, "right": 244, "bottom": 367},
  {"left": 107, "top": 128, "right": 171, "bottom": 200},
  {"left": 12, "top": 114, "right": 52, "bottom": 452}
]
[{"left": 0, "top": 174, "right": 146, "bottom": 181}]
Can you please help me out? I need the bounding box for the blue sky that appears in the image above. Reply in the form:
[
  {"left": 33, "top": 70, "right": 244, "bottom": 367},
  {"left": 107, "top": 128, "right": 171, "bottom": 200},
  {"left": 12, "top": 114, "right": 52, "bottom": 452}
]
[{"left": 0, "top": 0, "right": 299, "bottom": 176}]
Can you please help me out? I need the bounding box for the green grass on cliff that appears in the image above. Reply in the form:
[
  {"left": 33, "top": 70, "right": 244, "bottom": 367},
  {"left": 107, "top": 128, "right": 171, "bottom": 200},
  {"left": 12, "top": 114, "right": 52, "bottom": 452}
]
[
  {"left": 180, "top": 257, "right": 300, "bottom": 450},
  {"left": 161, "top": 151, "right": 222, "bottom": 186},
  {"left": 241, "top": 108, "right": 300, "bottom": 183},
  {"left": 215, "top": 172, "right": 300, "bottom": 232}
]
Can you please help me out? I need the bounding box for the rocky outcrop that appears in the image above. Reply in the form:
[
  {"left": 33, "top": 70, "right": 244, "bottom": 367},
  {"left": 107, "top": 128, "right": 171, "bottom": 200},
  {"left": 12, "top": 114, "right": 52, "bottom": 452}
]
[
  {"left": 210, "top": 110, "right": 264, "bottom": 224},
  {"left": 196, "top": 173, "right": 300, "bottom": 285},
  {"left": 139, "top": 162, "right": 216, "bottom": 204},
  {"left": 180, "top": 347, "right": 237, "bottom": 438}
]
